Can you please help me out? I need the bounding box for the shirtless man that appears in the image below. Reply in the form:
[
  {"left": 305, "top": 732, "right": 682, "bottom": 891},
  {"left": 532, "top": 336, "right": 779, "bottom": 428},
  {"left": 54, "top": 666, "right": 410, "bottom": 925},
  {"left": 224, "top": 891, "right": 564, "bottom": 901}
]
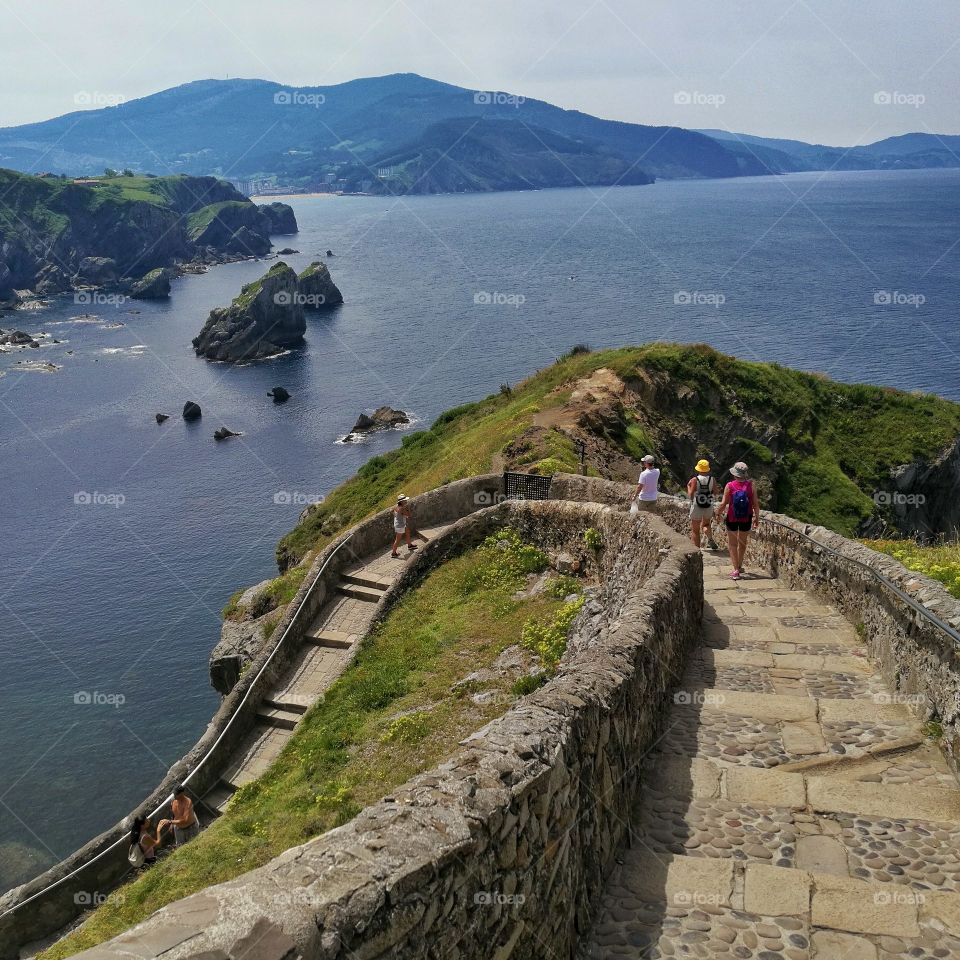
[{"left": 167, "top": 784, "right": 199, "bottom": 845}]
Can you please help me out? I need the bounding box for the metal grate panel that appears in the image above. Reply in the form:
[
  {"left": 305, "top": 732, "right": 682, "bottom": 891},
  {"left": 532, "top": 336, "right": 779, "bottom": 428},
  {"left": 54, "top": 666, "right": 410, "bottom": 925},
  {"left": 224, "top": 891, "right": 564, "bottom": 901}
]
[{"left": 503, "top": 471, "right": 553, "bottom": 501}]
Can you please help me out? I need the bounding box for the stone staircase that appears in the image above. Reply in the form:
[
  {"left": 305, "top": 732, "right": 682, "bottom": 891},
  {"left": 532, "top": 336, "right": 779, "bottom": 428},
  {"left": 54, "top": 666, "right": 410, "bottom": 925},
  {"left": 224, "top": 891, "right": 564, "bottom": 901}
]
[
  {"left": 200, "top": 526, "right": 449, "bottom": 814},
  {"left": 579, "top": 552, "right": 960, "bottom": 958}
]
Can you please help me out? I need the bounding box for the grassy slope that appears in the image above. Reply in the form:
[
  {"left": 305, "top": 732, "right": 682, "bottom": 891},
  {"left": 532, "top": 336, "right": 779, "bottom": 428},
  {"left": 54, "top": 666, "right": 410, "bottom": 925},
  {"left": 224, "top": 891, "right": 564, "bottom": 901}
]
[
  {"left": 44, "top": 531, "right": 569, "bottom": 958},
  {"left": 278, "top": 344, "right": 960, "bottom": 570},
  {"left": 276, "top": 347, "right": 608, "bottom": 568}
]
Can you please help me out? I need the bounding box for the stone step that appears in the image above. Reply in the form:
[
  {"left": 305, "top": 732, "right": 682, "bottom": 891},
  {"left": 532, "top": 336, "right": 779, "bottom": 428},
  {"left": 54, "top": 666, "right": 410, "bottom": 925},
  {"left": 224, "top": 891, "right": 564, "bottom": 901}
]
[
  {"left": 201, "top": 780, "right": 237, "bottom": 814},
  {"left": 684, "top": 652, "right": 885, "bottom": 700},
  {"left": 608, "top": 851, "right": 960, "bottom": 940},
  {"left": 262, "top": 695, "right": 309, "bottom": 715},
  {"left": 662, "top": 690, "right": 922, "bottom": 770},
  {"left": 256, "top": 705, "right": 301, "bottom": 731},
  {"left": 646, "top": 755, "right": 960, "bottom": 822},
  {"left": 335, "top": 583, "right": 384, "bottom": 603},
  {"left": 303, "top": 629, "right": 354, "bottom": 649},
  {"left": 340, "top": 571, "right": 391, "bottom": 591}
]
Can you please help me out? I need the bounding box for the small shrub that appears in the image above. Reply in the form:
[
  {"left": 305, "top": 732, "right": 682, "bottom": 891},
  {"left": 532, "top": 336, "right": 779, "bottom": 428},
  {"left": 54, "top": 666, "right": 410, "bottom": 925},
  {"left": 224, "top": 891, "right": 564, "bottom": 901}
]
[
  {"left": 521, "top": 596, "right": 585, "bottom": 667},
  {"left": 863, "top": 540, "right": 960, "bottom": 600},
  {"left": 548, "top": 575, "right": 582, "bottom": 599},
  {"left": 380, "top": 711, "right": 431, "bottom": 745},
  {"left": 358, "top": 455, "right": 389, "bottom": 478},
  {"left": 924, "top": 720, "right": 944, "bottom": 742},
  {"left": 560, "top": 343, "right": 591, "bottom": 360},
  {"left": 533, "top": 457, "right": 567, "bottom": 475},
  {"left": 513, "top": 673, "right": 548, "bottom": 696},
  {"left": 500, "top": 383, "right": 512, "bottom": 397},
  {"left": 583, "top": 527, "right": 603, "bottom": 551},
  {"left": 221, "top": 588, "right": 245, "bottom": 620},
  {"left": 461, "top": 528, "right": 549, "bottom": 591}
]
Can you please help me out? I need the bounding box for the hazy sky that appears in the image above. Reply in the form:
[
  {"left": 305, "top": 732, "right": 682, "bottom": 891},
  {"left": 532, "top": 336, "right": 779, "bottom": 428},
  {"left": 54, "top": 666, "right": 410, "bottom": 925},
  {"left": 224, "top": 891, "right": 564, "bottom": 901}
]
[{"left": 1, "top": 0, "right": 956, "bottom": 143}]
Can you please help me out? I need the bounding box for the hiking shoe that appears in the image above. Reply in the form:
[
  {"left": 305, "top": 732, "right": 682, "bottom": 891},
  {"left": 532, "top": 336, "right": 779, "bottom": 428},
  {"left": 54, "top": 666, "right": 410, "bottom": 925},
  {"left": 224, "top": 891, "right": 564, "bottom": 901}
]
[
  {"left": 390, "top": 551, "right": 400, "bottom": 558},
  {"left": 707, "top": 539, "right": 719, "bottom": 550},
  {"left": 729, "top": 569, "right": 741, "bottom": 580},
  {"left": 408, "top": 544, "right": 417, "bottom": 551}
]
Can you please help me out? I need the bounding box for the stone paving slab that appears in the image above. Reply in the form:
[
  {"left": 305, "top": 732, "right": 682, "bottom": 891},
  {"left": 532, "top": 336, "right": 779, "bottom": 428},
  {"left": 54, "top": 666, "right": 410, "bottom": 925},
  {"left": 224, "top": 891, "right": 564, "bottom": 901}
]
[
  {"left": 271, "top": 643, "right": 350, "bottom": 700},
  {"left": 221, "top": 725, "right": 291, "bottom": 786},
  {"left": 676, "top": 689, "right": 818, "bottom": 722},
  {"left": 807, "top": 777, "right": 960, "bottom": 822}
]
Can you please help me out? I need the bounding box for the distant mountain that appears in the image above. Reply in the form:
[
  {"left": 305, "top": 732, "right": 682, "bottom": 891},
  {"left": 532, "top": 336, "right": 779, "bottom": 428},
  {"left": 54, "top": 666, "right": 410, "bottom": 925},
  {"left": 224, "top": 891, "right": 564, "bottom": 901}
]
[
  {"left": 697, "top": 129, "right": 960, "bottom": 171},
  {"left": 336, "top": 117, "right": 655, "bottom": 194},
  {"left": 2, "top": 74, "right": 954, "bottom": 196},
  {"left": 0, "top": 74, "right": 772, "bottom": 193}
]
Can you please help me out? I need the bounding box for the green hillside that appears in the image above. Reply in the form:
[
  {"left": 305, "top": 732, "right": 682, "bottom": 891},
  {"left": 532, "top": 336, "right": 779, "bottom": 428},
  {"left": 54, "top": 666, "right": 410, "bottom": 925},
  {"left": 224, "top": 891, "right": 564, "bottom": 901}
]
[
  {"left": 277, "top": 344, "right": 960, "bottom": 570},
  {"left": 0, "top": 169, "right": 292, "bottom": 299}
]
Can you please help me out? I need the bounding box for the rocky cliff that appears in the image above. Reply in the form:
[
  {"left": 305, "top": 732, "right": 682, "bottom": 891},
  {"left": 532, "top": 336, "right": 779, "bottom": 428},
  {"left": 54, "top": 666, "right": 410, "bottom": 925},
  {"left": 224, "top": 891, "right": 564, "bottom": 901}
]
[
  {"left": 258, "top": 202, "right": 298, "bottom": 234},
  {"left": 192, "top": 262, "right": 305, "bottom": 362},
  {"left": 0, "top": 170, "right": 297, "bottom": 304}
]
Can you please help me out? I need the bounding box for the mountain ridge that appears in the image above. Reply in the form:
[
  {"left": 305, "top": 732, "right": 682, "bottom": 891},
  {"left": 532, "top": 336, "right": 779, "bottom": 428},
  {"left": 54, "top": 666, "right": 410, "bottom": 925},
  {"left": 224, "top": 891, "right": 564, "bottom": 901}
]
[{"left": 1, "top": 74, "right": 956, "bottom": 196}]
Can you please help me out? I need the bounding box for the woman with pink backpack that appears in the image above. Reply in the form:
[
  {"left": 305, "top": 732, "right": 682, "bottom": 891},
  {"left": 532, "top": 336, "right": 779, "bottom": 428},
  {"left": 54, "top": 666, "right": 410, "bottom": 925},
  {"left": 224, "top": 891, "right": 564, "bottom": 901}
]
[{"left": 716, "top": 461, "right": 760, "bottom": 580}]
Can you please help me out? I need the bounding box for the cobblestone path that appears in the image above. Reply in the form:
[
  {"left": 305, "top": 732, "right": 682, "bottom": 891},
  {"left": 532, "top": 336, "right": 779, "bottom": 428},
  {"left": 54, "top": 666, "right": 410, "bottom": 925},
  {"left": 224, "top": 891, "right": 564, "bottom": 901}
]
[{"left": 580, "top": 553, "right": 960, "bottom": 959}]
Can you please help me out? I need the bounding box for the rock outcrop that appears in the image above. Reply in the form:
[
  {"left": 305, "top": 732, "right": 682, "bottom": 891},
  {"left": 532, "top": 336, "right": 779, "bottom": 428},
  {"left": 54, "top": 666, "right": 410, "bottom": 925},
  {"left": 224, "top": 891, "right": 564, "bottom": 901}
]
[
  {"left": 258, "top": 202, "right": 298, "bottom": 235},
  {"left": 0, "top": 329, "right": 39, "bottom": 348},
  {"left": 351, "top": 406, "right": 410, "bottom": 433},
  {"left": 130, "top": 267, "right": 171, "bottom": 299},
  {"left": 192, "top": 262, "right": 305, "bottom": 363},
  {"left": 77, "top": 256, "right": 118, "bottom": 285},
  {"left": 861, "top": 436, "right": 960, "bottom": 541},
  {"left": 182, "top": 401, "right": 202, "bottom": 421},
  {"left": 268, "top": 386, "right": 290, "bottom": 403},
  {"left": 214, "top": 426, "right": 241, "bottom": 440},
  {"left": 208, "top": 579, "right": 275, "bottom": 694},
  {"left": 189, "top": 203, "right": 272, "bottom": 256},
  {"left": 297, "top": 260, "right": 343, "bottom": 307}
]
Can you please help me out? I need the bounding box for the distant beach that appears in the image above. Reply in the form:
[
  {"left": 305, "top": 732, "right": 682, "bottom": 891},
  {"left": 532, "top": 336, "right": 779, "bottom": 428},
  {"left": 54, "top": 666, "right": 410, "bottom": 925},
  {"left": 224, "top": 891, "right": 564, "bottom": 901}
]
[{"left": 250, "top": 192, "right": 341, "bottom": 201}]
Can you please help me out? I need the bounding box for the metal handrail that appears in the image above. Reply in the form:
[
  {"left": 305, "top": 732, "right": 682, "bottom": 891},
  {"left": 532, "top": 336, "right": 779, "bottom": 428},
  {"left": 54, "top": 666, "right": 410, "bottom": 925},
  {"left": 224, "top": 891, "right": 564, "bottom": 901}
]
[
  {"left": 756, "top": 513, "right": 960, "bottom": 647},
  {"left": 1, "top": 532, "right": 355, "bottom": 919}
]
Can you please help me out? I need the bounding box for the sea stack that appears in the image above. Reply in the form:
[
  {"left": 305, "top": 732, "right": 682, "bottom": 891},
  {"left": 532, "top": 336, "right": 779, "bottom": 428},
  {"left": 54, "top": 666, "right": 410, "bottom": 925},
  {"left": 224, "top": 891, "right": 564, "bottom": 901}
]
[
  {"left": 297, "top": 261, "right": 343, "bottom": 307},
  {"left": 192, "top": 262, "right": 305, "bottom": 363}
]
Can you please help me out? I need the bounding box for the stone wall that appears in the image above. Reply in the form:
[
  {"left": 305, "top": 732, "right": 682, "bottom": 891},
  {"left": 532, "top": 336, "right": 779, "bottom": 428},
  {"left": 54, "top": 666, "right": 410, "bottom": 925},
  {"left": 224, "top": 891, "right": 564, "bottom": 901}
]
[
  {"left": 0, "top": 475, "right": 506, "bottom": 959},
  {"left": 37, "top": 499, "right": 702, "bottom": 960}
]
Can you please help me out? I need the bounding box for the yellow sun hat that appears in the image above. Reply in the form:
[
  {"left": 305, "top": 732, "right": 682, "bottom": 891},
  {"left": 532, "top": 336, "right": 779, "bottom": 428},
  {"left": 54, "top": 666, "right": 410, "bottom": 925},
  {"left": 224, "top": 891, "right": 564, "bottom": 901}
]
[{"left": 695, "top": 459, "right": 711, "bottom": 474}]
